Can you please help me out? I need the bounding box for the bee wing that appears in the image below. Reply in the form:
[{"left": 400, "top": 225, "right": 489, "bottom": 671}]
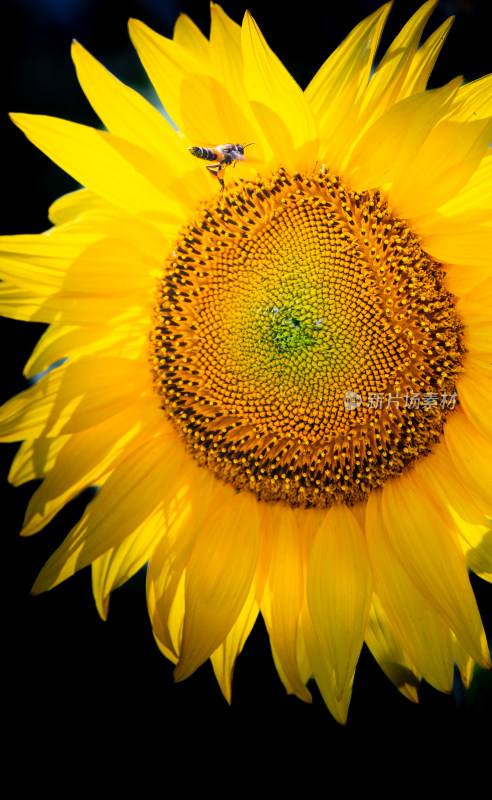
[{"left": 215, "top": 144, "right": 233, "bottom": 156}]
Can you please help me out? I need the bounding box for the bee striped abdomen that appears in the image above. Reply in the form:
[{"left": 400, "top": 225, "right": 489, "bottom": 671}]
[{"left": 188, "top": 146, "right": 217, "bottom": 161}]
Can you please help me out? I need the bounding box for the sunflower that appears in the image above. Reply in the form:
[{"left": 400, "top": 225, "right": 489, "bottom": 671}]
[{"left": 2, "top": 1, "right": 492, "bottom": 724}]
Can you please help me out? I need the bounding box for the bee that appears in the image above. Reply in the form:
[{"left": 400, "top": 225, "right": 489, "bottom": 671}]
[{"left": 188, "top": 142, "right": 255, "bottom": 190}]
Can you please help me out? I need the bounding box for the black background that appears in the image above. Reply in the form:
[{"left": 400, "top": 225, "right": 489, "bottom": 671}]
[{"left": 2, "top": 0, "right": 491, "bottom": 770}]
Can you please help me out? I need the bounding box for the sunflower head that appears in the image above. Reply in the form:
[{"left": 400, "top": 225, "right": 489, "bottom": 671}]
[
  {"left": 151, "top": 167, "right": 466, "bottom": 509},
  {"left": 2, "top": 1, "right": 491, "bottom": 725}
]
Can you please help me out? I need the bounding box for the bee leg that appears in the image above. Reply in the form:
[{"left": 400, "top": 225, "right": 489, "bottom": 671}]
[{"left": 206, "top": 164, "right": 226, "bottom": 191}]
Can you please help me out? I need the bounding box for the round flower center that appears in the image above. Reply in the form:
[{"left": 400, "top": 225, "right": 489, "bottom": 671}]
[{"left": 150, "top": 169, "right": 464, "bottom": 507}]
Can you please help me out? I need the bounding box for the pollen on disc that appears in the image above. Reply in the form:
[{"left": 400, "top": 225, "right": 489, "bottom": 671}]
[{"left": 150, "top": 169, "right": 465, "bottom": 508}]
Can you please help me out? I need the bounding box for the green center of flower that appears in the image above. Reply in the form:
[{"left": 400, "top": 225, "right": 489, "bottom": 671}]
[
  {"left": 150, "top": 168, "right": 464, "bottom": 508},
  {"left": 269, "top": 305, "right": 318, "bottom": 353}
]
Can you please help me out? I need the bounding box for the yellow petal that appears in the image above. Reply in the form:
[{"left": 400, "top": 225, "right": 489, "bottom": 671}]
[
  {"left": 445, "top": 409, "right": 492, "bottom": 517},
  {"left": 173, "top": 12, "right": 210, "bottom": 58},
  {"left": 324, "top": 1, "right": 442, "bottom": 172},
  {"left": 21, "top": 401, "right": 161, "bottom": 535},
  {"left": 71, "top": 39, "right": 213, "bottom": 209},
  {"left": 0, "top": 283, "right": 54, "bottom": 323},
  {"left": 307, "top": 503, "right": 372, "bottom": 699},
  {"left": 8, "top": 436, "right": 69, "bottom": 486},
  {"left": 345, "top": 79, "right": 459, "bottom": 188},
  {"left": 366, "top": 491, "right": 454, "bottom": 692},
  {"left": 146, "top": 466, "right": 215, "bottom": 658},
  {"left": 49, "top": 295, "right": 144, "bottom": 328},
  {"left": 358, "top": 1, "right": 439, "bottom": 125},
  {"left": 415, "top": 151, "right": 492, "bottom": 260},
  {"left": 267, "top": 629, "right": 312, "bottom": 703},
  {"left": 0, "top": 357, "right": 150, "bottom": 441},
  {"left": 261, "top": 504, "right": 311, "bottom": 702},
  {"left": 397, "top": 15, "right": 454, "bottom": 98},
  {"left": 210, "top": 582, "right": 259, "bottom": 704},
  {"left": 10, "top": 113, "right": 187, "bottom": 220},
  {"left": 253, "top": 502, "right": 275, "bottom": 605},
  {"left": 458, "top": 365, "right": 492, "bottom": 444},
  {"left": 381, "top": 469, "right": 490, "bottom": 666},
  {"left": 24, "top": 323, "right": 147, "bottom": 379},
  {"left": 0, "top": 229, "right": 101, "bottom": 294},
  {"left": 49, "top": 188, "right": 117, "bottom": 225},
  {"left": 390, "top": 115, "right": 492, "bottom": 219},
  {"left": 444, "top": 264, "right": 492, "bottom": 299},
  {"left": 296, "top": 615, "right": 313, "bottom": 689},
  {"left": 451, "top": 634, "right": 475, "bottom": 689},
  {"left": 0, "top": 229, "right": 158, "bottom": 300},
  {"left": 32, "top": 436, "right": 186, "bottom": 593},
  {"left": 57, "top": 237, "right": 159, "bottom": 295},
  {"left": 365, "top": 594, "right": 420, "bottom": 703},
  {"left": 92, "top": 504, "right": 166, "bottom": 620},
  {"left": 208, "top": 4, "right": 262, "bottom": 168},
  {"left": 305, "top": 3, "right": 391, "bottom": 123},
  {"left": 241, "top": 12, "right": 318, "bottom": 172},
  {"left": 129, "top": 18, "right": 234, "bottom": 150},
  {"left": 421, "top": 222, "right": 492, "bottom": 269},
  {"left": 301, "top": 605, "right": 352, "bottom": 725},
  {"left": 174, "top": 485, "right": 260, "bottom": 681},
  {"left": 416, "top": 442, "right": 492, "bottom": 582},
  {"left": 450, "top": 73, "right": 492, "bottom": 121},
  {"left": 71, "top": 40, "right": 187, "bottom": 169},
  {"left": 457, "top": 275, "right": 492, "bottom": 319}
]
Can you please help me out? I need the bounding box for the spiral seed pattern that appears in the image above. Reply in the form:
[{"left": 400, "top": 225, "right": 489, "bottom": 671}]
[{"left": 150, "top": 169, "right": 464, "bottom": 507}]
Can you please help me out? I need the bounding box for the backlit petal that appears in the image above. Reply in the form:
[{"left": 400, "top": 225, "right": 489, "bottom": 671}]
[{"left": 307, "top": 504, "right": 372, "bottom": 698}]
